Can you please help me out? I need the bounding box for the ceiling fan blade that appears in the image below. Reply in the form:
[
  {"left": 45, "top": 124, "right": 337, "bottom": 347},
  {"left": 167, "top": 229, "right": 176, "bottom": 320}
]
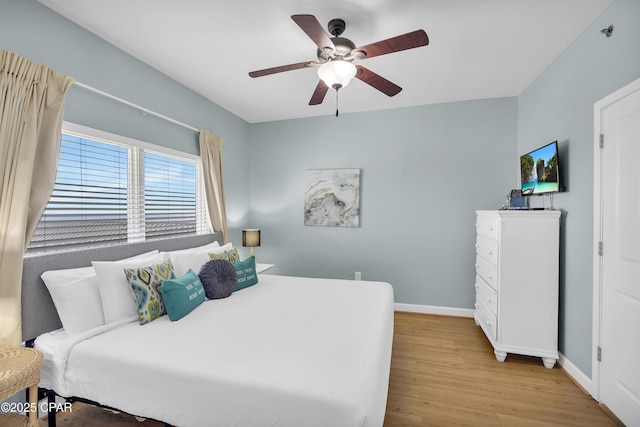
[
  {"left": 249, "top": 61, "right": 314, "bottom": 78},
  {"left": 309, "top": 80, "right": 329, "bottom": 105},
  {"left": 291, "top": 14, "right": 336, "bottom": 51},
  {"left": 355, "top": 66, "right": 402, "bottom": 97},
  {"left": 353, "top": 30, "right": 429, "bottom": 60}
]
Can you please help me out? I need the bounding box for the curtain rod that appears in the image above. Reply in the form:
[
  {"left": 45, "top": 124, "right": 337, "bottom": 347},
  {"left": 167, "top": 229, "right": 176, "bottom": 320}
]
[{"left": 73, "top": 81, "right": 200, "bottom": 133}]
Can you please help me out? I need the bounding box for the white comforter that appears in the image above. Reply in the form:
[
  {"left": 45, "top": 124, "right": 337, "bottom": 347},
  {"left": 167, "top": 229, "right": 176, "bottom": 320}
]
[{"left": 36, "top": 274, "right": 394, "bottom": 427}]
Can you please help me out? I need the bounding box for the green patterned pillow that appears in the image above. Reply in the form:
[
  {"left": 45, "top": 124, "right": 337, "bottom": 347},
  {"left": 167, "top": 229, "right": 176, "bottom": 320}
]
[
  {"left": 209, "top": 247, "right": 241, "bottom": 263},
  {"left": 124, "top": 261, "right": 174, "bottom": 325}
]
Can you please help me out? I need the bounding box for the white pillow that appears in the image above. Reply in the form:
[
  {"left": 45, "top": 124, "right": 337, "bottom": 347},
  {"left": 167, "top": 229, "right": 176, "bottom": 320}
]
[
  {"left": 42, "top": 266, "right": 102, "bottom": 334},
  {"left": 166, "top": 239, "right": 220, "bottom": 256},
  {"left": 93, "top": 252, "right": 169, "bottom": 324},
  {"left": 41, "top": 250, "right": 159, "bottom": 334},
  {"left": 170, "top": 242, "right": 232, "bottom": 277}
]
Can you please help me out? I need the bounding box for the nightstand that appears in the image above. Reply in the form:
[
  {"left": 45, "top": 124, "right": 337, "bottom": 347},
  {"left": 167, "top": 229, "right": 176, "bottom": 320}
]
[{"left": 256, "top": 263, "right": 274, "bottom": 274}]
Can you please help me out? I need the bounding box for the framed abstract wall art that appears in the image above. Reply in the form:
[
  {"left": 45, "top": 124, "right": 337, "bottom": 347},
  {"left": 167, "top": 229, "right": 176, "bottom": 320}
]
[{"left": 304, "top": 168, "right": 360, "bottom": 227}]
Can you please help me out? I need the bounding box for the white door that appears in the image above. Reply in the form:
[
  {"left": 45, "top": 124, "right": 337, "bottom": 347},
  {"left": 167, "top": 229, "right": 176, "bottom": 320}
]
[{"left": 598, "top": 79, "right": 640, "bottom": 426}]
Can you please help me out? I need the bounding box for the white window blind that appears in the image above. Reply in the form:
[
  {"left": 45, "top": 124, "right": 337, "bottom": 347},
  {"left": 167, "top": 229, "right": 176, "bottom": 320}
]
[
  {"left": 144, "top": 151, "right": 197, "bottom": 239},
  {"left": 29, "top": 134, "right": 129, "bottom": 252},
  {"left": 28, "top": 124, "right": 209, "bottom": 254}
]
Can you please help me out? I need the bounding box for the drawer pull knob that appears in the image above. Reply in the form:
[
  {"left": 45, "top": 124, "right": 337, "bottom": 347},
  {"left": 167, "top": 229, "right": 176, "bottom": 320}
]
[
  {"left": 487, "top": 298, "right": 492, "bottom": 304},
  {"left": 488, "top": 251, "right": 493, "bottom": 255},
  {"left": 486, "top": 320, "right": 492, "bottom": 327},
  {"left": 488, "top": 275, "right": 493, "bottom": 280}
]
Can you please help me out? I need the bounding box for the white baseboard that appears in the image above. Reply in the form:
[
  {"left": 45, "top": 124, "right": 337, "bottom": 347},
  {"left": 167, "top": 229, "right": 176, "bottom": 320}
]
[
  {"left": 394, "top": 303, "right": 474, "bottom": 318},
  {"left": 558, "top": 351, "right": 594, "bottom": 397}
]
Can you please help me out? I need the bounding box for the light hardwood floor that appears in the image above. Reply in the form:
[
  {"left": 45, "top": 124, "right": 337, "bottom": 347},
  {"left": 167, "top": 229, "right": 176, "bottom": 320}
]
[
  {"left": 385, "top": 312, "right": 616, "bottom": 426},
  {"left": 40, "top": 312, "right": 616, "bottom": 426}
]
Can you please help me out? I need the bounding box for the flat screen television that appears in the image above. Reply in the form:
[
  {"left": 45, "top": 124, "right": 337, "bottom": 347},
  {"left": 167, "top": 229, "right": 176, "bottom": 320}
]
[{"left": 520, "top": 141, "right": 560, "bottom": 195}]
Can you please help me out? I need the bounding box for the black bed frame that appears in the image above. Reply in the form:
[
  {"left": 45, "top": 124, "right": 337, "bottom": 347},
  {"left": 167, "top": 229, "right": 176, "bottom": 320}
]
[{"left": 21, "top": 233, "right": 222, "bottom": 427}]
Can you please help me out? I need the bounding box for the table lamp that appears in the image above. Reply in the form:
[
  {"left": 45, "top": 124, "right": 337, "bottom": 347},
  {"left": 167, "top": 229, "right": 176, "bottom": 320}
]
[{"left": 242, "top": 229, "right": 261, "bottom": 258}]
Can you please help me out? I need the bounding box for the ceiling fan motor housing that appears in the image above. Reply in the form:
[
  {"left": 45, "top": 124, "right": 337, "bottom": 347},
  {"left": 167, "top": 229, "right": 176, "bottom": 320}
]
[{"left": 317, "top": 36, "right": 356, "bottom": 61}]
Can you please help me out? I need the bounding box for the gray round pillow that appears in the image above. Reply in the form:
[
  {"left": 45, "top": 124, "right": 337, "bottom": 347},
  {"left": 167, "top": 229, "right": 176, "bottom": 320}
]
[{"left": 198, "top": 259, "right": 237, "bottom": 299}]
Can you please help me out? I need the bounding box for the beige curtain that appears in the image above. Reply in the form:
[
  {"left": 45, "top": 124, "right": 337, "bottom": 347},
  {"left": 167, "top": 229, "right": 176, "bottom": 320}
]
[
  {"left": 199, "top": 129, "right": 229, "bottom": 243},
  {"left": 0, "top": 50, "right": 74, "bottom": 347}
]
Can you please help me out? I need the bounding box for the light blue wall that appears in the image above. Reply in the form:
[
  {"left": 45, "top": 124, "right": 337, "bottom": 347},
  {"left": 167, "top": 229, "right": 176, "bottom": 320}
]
[
  {"left": 518, "top": 0, "right": 640, "bottom": 376},
  {"left": 248, "top": 98, "right": 517, "bottom": 308},
  {"left": 0, "top": 0, "right": 251, "bottom": 233}
]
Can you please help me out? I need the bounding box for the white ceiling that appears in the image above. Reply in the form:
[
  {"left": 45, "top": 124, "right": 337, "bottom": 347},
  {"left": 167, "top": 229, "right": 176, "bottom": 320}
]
[{"left": 40, "top": 0, "right": 613, "bottom": 123}]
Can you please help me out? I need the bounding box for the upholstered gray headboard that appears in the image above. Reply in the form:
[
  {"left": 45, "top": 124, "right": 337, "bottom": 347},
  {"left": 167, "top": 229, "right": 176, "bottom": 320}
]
[{"left": 21, "top": 233, "right": 222, "bottom": 342}]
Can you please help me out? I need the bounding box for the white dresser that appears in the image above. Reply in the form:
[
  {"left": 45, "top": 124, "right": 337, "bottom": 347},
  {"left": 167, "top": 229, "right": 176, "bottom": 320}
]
[{"left": 474, "top": 210, "right": 561, "bottom": 368}]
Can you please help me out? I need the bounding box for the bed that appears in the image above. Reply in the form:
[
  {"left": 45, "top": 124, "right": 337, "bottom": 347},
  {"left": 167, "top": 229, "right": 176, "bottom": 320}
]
[{"left": 21, "top": 234, "right": 394, "bottom": 427}]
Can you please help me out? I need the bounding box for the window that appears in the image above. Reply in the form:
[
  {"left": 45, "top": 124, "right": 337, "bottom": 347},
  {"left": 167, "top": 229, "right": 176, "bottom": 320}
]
[
  {"left": 28, "top": 123, "right": 209, "bottom": 253},
  {"left": 144, "top": 151, "right": 198, "bottom": 239}
]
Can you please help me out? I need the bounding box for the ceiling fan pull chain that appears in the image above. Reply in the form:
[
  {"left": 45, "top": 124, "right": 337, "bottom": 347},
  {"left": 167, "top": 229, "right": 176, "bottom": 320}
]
[{"left": 335, "top": 88, "right": 339, "bottom": 117}]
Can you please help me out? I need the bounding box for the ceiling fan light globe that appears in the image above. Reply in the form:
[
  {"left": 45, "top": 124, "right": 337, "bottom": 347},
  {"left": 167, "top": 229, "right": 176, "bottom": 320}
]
[{"left": 318, "top": 61, "right": 357, "bottom": 89}]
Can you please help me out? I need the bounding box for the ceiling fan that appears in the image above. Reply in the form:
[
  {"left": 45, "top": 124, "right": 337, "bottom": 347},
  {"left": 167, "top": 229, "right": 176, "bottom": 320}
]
[{"left": 249, "top": 14, "right": 429, "bottom": 110}]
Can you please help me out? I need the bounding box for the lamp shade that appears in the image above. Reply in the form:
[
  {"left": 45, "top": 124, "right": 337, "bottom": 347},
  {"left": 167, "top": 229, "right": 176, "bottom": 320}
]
[
  {"left": 317, "top": 60, "right": 357, "bottom": 89},
  {"left": 242, "top": 229, "right": 261, "bottom": 247}
]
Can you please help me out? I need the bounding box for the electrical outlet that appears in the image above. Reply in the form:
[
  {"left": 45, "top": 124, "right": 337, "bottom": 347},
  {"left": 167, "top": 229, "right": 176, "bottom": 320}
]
[{"left": 355, "top": 271, "right": 361, "bottom": 281}]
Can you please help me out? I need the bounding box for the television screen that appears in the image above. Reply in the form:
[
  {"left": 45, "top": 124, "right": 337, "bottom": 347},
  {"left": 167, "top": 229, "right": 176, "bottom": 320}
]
[{"left": 520, "top": 141, "right": 559, "bottom": 195}]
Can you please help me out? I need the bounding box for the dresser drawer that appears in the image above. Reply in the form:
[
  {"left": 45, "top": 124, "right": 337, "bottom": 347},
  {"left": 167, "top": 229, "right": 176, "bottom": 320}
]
[
  {"left": 475, "top": 235, "right": 498, "bottom": 265},
  {"left": 475, "top": 296, "right": 497, "bottom": 342},
  {"left": 475, "top": 275, "right": 497, "bottom": 316},
  {"left": 475, "top": 255, "right": 498, "bottom": 290},
  {"left": 475, "top": 214, "right": 498, "bottom": 240}
]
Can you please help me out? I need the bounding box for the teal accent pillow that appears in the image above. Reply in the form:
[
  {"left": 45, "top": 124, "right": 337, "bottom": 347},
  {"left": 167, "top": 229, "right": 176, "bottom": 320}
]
[
  {"left": 161, "top": 269, "right": 206, "bottom": 321},
  {"left": 232, "top": 256, "right": 258, "bottom": 291},
  {"left": 124, "top": 261, "right": 175, "bottom": 325}
]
